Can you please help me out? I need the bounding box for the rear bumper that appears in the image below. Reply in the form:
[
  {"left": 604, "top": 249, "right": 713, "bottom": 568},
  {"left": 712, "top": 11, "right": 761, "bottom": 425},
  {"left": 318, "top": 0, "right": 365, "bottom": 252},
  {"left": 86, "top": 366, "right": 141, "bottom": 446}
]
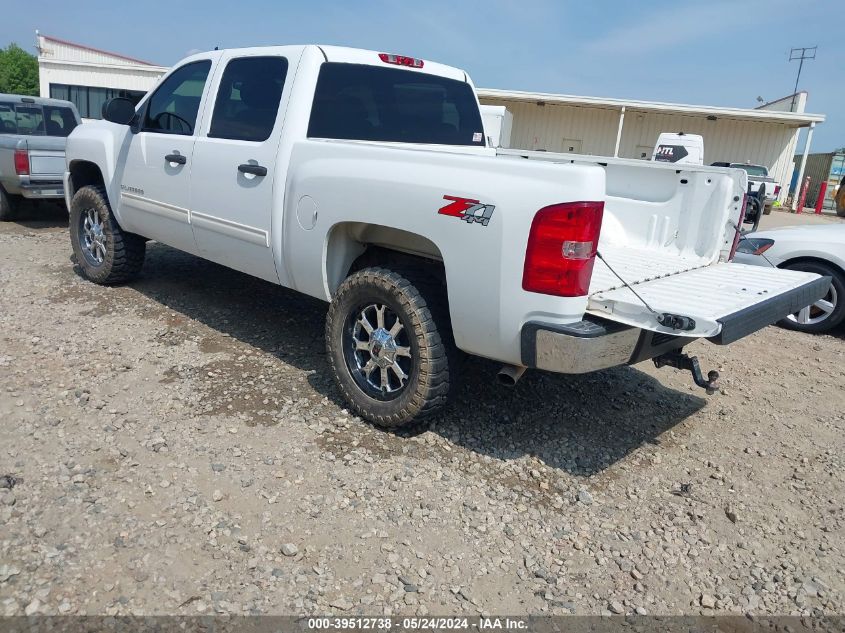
[
  {"left": 521, "top": 275, "right": 831, "bottom": 374},
  {"left": 520, "top": 318, "right": 686, "bottom": 374},
  {"left": 18, "top": 178, "right": 64, "bottom": 200}
]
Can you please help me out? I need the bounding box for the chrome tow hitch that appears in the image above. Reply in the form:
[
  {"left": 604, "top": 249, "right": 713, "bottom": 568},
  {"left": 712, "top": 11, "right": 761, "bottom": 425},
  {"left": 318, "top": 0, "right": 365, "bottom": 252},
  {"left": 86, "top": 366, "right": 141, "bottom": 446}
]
[{"left": 653, "top": 350, "right": 720, "bottom": 395}]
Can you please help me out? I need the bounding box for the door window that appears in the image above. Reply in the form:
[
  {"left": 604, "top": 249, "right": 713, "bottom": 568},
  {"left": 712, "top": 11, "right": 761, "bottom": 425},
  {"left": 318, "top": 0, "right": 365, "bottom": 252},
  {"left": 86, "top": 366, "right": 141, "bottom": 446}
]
[
  {"left": 142, "top": 60, "right": 212, "bottom": 135},
  {"left": 208, "top": 56, "right": 288, "bottom": 142}
]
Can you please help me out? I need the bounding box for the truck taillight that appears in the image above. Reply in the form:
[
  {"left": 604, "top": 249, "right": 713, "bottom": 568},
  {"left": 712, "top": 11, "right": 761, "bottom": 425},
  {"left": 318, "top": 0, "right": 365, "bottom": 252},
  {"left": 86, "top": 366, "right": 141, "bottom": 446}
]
[
  {"left": 522, "top": 201, "right": 604, "bottom": 297},
  {"left": 774, "top": 185, "right": 781, "bottom": 196},
  {"left": 14, "top": 149, "right": 29, "bottom": 175},
  {"left": 378, "top": 53, "right": 424, "bottom": 68}
]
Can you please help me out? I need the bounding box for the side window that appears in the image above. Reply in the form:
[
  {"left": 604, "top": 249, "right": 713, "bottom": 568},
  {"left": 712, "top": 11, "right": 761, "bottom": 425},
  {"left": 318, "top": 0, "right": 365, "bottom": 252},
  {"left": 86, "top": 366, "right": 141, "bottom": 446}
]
[
  {"left": 14, "top": 105, "right": 45, "bottom": 136},
  {"left": 143, "top": 60, "right": 212, "bottom": 135},
  {"left": 209, "top": 56, "right": 288, "bottom": 142},
  {"left": 0, "top": 103, "right": 16, "bottom": 134},
  {"left": 42, "top": 105, "right": 78, "bottom": 137}
]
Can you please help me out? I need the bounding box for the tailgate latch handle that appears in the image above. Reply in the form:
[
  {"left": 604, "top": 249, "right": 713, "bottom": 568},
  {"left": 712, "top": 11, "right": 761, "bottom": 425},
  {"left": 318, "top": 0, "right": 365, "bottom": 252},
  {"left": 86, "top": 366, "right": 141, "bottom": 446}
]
[
  {"left": 657, "top": 313, "right": 696, "bottom": 331},
  {"left": 653, "top": 350, "right": 720, "bottom": 395}
]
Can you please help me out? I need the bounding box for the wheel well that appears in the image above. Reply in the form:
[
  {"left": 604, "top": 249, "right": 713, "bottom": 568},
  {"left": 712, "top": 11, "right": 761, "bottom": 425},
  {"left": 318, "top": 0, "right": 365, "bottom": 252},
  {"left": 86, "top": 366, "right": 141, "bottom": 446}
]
[
  {"left": 779, "top": 256, "right": 845, "bottom": 280},
  {"left": 350, "top": 245, "right": 447, "bottom": 282},
  {"left": 324, "top": 222, "right": 450, "bottom": 322},
  {"left": 68, "top": 161, "right": 105, "bottom": 199},
  {"left": 326, "top": 222, "right": 446, "bottom": 293}
]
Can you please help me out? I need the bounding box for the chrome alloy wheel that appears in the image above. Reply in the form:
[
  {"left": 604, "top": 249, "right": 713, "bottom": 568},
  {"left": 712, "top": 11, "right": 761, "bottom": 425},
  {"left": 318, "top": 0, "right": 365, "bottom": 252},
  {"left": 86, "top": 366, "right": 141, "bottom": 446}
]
[
  {"left": 787, "top": 284, "right": 838, "bottom": 326},
  {"left": 344, "top": 303, "right": 413, "bottom": 400},
  {"left": 80, "top": 208, "right": 106, "bottom": 266}
]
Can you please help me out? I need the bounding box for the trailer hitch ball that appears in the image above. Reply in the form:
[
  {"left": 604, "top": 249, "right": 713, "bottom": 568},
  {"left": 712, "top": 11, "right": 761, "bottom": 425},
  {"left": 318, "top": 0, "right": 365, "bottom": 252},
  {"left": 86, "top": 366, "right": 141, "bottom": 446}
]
[{"left": 653, "top": 350, "right": 720, "bottom": 395}]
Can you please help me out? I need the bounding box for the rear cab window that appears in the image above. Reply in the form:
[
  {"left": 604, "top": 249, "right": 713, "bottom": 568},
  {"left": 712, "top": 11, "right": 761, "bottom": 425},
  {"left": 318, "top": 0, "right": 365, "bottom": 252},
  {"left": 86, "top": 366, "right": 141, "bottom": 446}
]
[
  {"left": 0, "top": 102, "right": 78, "bottom": 137},
  {"left": 308, "top": 63, "right": 485, "bottom": 146},
  {"left": 732, "top": 164, "right": 768, "bottom": 177}
]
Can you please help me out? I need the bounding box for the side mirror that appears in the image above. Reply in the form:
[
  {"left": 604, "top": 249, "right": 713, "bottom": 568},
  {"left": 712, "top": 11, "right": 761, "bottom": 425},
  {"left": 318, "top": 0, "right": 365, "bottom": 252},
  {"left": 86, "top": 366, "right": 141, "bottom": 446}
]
[{"left": 102, "top": 98, "right": 137, "bottom": 126}]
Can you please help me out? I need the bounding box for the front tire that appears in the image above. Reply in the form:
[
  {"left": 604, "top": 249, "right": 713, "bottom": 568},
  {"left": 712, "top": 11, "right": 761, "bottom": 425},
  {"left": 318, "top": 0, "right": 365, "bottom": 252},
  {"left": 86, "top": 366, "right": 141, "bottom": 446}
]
[
  {"left": 69, "top": 185, "right": 146, "bottom": 284},
  {"left": 779, "top": 261, "right": 845, "bottom": 333},
  {"left": 325, "top": 267, "right": 454, "bottom": 428}
]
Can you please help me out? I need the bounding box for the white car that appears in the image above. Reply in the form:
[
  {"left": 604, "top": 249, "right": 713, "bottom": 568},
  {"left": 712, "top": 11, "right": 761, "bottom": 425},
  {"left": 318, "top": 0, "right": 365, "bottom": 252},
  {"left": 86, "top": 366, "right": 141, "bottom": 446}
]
[{"left": 734, "top": 224, "right": 845, "bottom": 333}]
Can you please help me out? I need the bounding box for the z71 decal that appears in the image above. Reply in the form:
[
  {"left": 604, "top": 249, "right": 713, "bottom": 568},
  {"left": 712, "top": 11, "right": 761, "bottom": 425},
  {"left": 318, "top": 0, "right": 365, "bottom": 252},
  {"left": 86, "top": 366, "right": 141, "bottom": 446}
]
[{"left": 438, "top": 195, "right": 495, "bottom": 227}]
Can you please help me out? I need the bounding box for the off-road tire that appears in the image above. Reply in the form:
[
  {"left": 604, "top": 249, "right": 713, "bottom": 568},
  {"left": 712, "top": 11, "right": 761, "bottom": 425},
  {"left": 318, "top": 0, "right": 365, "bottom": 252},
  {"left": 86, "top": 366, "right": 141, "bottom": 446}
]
[
  {"left": 326, "top": 266, "right": 455, "bottom": 428},
  {"left": 69, "top": 185, "right": 146, "bottom": 284},
  {"left": 0, "top": 185, "right": 19, "bottom": 221},
  {"left": 778, "top": 261, "right": 845, "bottom": 334}
]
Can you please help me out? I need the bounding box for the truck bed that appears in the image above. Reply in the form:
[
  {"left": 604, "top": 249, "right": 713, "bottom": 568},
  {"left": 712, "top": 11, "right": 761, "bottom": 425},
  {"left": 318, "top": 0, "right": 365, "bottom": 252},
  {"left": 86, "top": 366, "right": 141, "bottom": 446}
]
[
  {"left": 498, "top": 149, "right": 822, "bottom": 340},
  {"left": 498, "top": 148, "right": 745, "bottom": 281},
  {"left": 590, "top": 245, "right": 707, "bottom": 294}
]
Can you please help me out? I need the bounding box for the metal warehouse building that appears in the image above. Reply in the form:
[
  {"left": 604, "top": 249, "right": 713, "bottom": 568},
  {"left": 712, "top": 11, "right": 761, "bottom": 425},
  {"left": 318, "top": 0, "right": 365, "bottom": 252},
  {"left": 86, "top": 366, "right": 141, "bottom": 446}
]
[
  {"left": 35, "top": 32, "right": 166, "bottom": 120},
  {"left": 33, "top": 32, "right": 825, "bottom": 205},
  {"left": 478, "top": 90, "right": 824, "bottom": 204}
]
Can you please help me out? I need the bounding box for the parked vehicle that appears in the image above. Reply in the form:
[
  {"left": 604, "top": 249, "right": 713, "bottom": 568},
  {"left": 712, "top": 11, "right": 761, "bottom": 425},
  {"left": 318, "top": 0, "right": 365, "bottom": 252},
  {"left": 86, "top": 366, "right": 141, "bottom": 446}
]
[
  {"left": 652, "top": 132, "right": 704, "bottom": 165},
  {"left": 63, "top": 45, "right": 829, "bottom": 426},
  {"left": 0, "top": 94, "right": 80, "bottom": 220},
  {"left": 712, "top": 162, "right": 779, "bottom": 214},
  {"left": 734, "top": 225, "right": 845, "bottom": 333}
]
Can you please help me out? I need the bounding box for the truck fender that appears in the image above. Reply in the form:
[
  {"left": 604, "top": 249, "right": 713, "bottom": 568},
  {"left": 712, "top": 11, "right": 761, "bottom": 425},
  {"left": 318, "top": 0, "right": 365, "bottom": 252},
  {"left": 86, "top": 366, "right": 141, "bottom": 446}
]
[
  {"left": 65, "top": 122, "right": 132, "bottom": 220},
  {"left": 324, "top": 222, "right": 445, "bottom": 296}
]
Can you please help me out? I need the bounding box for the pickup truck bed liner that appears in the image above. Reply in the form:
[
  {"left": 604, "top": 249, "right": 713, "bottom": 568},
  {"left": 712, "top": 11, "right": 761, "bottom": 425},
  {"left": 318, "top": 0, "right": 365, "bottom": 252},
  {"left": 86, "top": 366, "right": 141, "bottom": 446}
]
[{"left": 590, "top": 245, "right": 708, "bottom": 294}]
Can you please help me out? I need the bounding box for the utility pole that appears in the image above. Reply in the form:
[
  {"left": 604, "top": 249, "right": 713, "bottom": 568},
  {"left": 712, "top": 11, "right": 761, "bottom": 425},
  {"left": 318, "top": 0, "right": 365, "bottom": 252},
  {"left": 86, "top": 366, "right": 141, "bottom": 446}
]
[{"left": 789, "top": 46, "right": 816, "bottom": 112}]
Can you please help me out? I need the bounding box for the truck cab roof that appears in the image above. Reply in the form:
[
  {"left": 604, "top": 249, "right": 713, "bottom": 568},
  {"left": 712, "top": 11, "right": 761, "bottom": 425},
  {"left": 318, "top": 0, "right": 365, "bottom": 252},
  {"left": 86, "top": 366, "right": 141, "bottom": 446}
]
[
  {"left": 0, "top": 93, "right": 78, "bottom": 110},
  {"left": 176, "top": 45, "right": 469, "bottom": 83}
]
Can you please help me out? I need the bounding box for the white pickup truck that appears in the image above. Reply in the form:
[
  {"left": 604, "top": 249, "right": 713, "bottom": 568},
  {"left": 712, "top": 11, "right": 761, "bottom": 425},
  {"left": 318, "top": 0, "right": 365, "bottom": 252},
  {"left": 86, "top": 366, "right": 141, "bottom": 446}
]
[
  {"left": 63, "top": 45, "right": 829, "bottom": 427},
  {"left": 712, "top": 162, "right": 779, "bottom": 212}
]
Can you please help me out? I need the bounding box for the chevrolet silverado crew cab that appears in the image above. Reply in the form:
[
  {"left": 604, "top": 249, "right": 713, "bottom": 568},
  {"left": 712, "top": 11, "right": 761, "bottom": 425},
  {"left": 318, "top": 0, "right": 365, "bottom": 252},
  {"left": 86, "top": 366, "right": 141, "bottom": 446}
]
[
  {"left": 63, "top": 45, "right": 829, "bottom": 427},
  {"left": 1, "top": 94, "right": 80, "bottom": 220}
]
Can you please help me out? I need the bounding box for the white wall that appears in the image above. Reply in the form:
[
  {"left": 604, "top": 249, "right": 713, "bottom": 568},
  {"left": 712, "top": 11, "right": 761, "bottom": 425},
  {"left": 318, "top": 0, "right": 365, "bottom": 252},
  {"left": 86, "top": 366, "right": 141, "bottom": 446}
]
[
  {"left": 618, "top": 110, "right": 798, "bottom": 200},
  {"left": 479, "top": 97, "right": 800, "bottom": 202},
  {"left": 479, "top": 99, "right": 620, "bottom": 155},
  {"left": 757, "top": 91, "right": 807, "bottom": 113},
  {"left": 36, "top": 34, "right": 167, "bottom": 118},
  {"left": 39, "top": 62, "right": 165, "bottom": 97}
]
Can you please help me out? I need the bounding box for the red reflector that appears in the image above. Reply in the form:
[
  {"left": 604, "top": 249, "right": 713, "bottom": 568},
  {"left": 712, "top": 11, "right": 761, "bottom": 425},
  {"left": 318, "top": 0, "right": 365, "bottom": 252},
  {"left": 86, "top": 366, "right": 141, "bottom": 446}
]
[
  {"left": 14, "top": 149, "right": 29, "bottom": 175},
  {"left": 378, "top": 53, "right": 424, "bottom": 68},
  {"left": 522, "top": 201, "right": 604, "bottom": 297},
  {"left": 774, "top": 185, "right": 781, "bottom": 196}
]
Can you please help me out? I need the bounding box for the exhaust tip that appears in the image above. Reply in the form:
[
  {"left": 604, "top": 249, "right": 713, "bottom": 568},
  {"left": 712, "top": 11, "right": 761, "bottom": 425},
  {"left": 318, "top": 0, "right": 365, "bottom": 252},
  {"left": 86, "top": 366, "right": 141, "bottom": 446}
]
[
  {"left": 497, "top": 372, "right": 517, "bottom": 387},
  {"left": 497, "top": 365, "right": 527, "bottom": 387}
]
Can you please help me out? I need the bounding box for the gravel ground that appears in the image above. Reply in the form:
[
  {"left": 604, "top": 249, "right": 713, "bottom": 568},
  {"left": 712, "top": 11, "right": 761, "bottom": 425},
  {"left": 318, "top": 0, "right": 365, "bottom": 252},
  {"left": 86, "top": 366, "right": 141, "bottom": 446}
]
[{"left": 1, "top": 205, "right": 843, "bottom": 618}]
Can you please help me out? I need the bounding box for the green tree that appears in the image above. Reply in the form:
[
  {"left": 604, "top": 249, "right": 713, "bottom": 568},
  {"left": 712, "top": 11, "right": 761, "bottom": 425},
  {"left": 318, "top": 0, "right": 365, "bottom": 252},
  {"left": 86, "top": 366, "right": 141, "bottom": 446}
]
[{"left": 0, "top": 43, "right": 39, "bottom": 96}]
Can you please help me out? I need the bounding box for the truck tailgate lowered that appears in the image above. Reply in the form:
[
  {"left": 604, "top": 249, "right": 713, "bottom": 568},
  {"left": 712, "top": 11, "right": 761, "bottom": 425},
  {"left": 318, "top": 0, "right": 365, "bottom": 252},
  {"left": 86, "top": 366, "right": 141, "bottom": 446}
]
[{"left": 587, "top": 262, "right": 828, "bottom": 341}]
